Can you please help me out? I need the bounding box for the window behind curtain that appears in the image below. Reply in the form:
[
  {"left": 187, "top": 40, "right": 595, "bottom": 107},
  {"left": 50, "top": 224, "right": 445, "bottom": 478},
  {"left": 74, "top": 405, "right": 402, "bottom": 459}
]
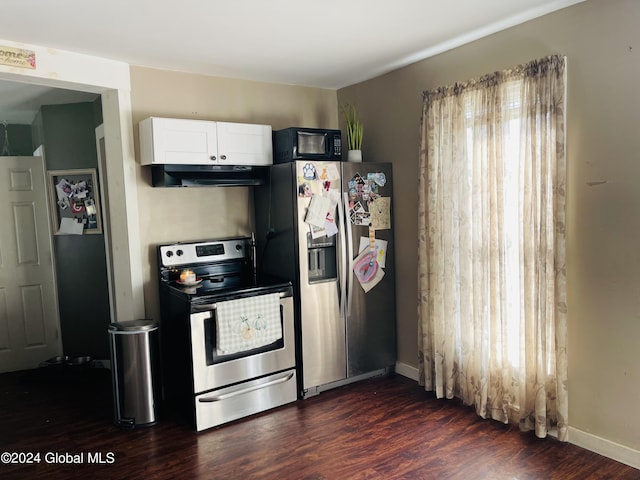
[{"left": 418, "top": 55, "right": 568, "bottom": 440}]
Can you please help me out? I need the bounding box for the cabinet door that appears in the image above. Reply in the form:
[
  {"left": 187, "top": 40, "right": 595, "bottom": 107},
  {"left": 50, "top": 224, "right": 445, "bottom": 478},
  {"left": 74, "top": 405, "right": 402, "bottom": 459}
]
[
  {"left": 144, "top": 117, "right": 217, "bottom": 165},
  {"left": 216, "top": 122, "right": 272, "bottom": 166}
]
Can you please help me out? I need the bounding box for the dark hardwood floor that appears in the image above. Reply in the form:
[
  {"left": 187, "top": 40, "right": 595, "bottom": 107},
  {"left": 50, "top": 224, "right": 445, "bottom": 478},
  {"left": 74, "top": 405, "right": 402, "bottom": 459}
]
[{"left": 0, "top": 366, "right": 637, "bottom": 480}]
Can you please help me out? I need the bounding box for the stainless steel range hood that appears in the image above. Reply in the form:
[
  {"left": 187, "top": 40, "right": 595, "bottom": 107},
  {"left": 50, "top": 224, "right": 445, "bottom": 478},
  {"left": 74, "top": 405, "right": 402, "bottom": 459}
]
[{"left": 151, "top": 164, "right": 269, "bottom": 187}]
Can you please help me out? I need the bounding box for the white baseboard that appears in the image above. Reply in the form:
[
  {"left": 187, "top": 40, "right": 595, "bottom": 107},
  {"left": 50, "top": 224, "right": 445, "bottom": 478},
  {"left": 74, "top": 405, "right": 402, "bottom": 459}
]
[
  {"left": 395, "top": 361, "right": 640, "bottom": 471},
  {"left": 569, "top": 427, "right": 640, "bottom": 470},
  {"left": 395, "top": 361, "right": 419, "bottom": 381}
]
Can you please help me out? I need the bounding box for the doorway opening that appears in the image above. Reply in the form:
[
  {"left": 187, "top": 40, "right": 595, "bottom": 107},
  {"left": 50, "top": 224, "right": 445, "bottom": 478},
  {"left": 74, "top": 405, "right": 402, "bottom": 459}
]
[{"left": 0, "top": 41, "right": 145, "bottom": 371}]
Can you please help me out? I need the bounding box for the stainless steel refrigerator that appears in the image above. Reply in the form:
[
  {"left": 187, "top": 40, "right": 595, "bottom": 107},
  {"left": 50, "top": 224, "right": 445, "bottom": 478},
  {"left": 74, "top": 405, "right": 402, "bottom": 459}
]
[{"left": 255, "top": 160, "right": 396, "bottom": 398}]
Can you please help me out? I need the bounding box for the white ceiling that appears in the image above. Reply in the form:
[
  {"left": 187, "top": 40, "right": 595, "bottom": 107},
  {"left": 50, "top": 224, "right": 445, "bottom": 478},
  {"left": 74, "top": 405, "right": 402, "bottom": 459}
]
[{"left": 0, "top": 0, "right": 583, "bottom": 123}]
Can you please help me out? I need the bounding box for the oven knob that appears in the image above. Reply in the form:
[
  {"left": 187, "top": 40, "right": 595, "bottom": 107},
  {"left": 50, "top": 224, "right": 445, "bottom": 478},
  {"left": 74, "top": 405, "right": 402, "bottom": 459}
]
[
  {"left": 176, "top": 249, "right": 184, "bottom": 256},
  {"left": 166, "top": 251, "right": 173, "bottom": 257},
  {"left": 235, "top": 244, "right": 242, "bottom": 251}
]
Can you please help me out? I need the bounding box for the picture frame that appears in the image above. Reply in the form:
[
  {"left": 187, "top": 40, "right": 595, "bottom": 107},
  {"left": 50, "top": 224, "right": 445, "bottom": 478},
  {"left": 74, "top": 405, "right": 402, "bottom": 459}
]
[{"left": 47, "top": 168, "right": 102, "bottom": 235}]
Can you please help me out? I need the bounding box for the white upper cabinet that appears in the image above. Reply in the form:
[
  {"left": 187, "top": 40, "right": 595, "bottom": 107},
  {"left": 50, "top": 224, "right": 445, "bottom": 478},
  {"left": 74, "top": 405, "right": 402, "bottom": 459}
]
[
  {"left": 140, "top": 117, "right": 217, "bottom": 165},
  {"left": 216, "top": 122, "right": 273, "bottom": 166},
  {"left": 139, "top": 117, "right": 272, "bottom": 166}
]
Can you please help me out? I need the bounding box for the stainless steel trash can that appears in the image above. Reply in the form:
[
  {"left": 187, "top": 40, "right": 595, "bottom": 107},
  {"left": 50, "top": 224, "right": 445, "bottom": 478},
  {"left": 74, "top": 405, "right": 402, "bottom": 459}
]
[{"left": 108, "top": 319, "right": 160, "bottom": 428}]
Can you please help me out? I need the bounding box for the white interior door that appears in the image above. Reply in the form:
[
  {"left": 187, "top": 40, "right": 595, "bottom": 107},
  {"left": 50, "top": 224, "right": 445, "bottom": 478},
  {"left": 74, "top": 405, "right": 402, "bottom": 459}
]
[{"left": 0, "top": 156, "right": 62, "bottom": 372}]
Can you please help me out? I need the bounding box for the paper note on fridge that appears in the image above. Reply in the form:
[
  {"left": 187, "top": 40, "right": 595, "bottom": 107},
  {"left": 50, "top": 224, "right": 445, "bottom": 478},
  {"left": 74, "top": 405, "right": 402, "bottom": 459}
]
[
  {"left": 358, "top": 237, "right": 388, "bottom": 268},
  {"left": 370, "top": 197, "right": 391, "bottom": 230},
  {"left": 353, "top": 248, "right": 385, "bottom": 293},
  {"left": 305, "top": 194, "right": 332, "bottom": 228},
  {"left": 324, "top": 213, "right": 339, "bottom": 237},
  {"left": 310, "top": 224, "right": 326, "bottom": 239},
  {"left": 325, "top": 163, "right": 341, "bottom": 181}
]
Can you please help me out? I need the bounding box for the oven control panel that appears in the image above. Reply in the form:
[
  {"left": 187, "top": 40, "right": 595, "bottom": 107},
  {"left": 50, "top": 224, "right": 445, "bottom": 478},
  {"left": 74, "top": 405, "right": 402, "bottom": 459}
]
[
  {"left": 159, "top": 237, "right": 252, "bottom": 267},
  {"left": 196, "top": 243, "right": 226, "bottom": 257}
]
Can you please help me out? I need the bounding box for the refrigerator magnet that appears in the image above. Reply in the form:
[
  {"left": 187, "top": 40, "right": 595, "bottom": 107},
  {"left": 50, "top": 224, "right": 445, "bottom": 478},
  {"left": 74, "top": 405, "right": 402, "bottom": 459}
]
[
  {"left": 302, "top": 163, "right": 316, "bottom": 180},
  {"left": 361, "top": 183, "right": 371, "bottom": 201},
  {"left": 298, "top": 182, "right": 312, "bottom": 197},
  {"left": 351, "top": 201, "right": 365, "bottom": 213},
  {"left": 352, "top": 173, "right": 365, "bottom": 185},
  {"left": 368, "top": 172, "right": 387, "bottom": 186},
  {"left": 353, "top": 211, "right": 371, "bottom": 226}
]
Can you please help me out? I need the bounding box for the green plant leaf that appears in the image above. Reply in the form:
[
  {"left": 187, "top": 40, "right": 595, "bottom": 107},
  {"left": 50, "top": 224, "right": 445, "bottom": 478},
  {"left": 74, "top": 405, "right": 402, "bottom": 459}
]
[{"left": 341, "top": 103, "right": 363, "bottom": 150}]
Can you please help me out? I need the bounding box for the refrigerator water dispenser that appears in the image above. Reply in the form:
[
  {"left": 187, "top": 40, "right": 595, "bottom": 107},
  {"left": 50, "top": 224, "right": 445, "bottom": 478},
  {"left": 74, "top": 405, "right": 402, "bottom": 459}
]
[{"left": 307, "top": 233, "right": 337, "bottom": 283}]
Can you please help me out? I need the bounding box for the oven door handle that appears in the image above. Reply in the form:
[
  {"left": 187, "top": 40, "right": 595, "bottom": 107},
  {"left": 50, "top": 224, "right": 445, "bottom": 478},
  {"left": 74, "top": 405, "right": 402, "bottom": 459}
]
[
  {"left": 197, "top": 372, "right": 294, "bottom": 402},
  {"left": 191, "top": 291, "right": 289, "bottom": 313}
]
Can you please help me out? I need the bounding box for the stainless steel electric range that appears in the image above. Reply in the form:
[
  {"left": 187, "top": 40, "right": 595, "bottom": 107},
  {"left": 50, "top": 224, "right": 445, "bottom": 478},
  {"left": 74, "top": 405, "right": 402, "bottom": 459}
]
[{"left": 157, "top": 235, "right": 297, "bottom": 431}]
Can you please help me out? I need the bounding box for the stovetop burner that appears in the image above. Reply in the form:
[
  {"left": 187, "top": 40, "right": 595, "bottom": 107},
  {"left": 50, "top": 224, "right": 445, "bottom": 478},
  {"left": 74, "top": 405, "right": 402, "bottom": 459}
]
[
  {"left": 167, "top": 274, "right": 291, "bottom": 301},
  {"left": 157, "top": 235, "right": 292, "bottom": 305}
]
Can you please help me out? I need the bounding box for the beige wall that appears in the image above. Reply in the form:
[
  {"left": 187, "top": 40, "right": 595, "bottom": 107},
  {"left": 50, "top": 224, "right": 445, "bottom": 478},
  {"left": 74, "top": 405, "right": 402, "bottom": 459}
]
[
  {"left": 127, "top": 0, "right": 640, "bottom": 457},
  {"left": 338, "top": 0, "right": 640, "bottom": 455},
  {"left": 129, "top": 67, "right": 338, "bottom": 330}
]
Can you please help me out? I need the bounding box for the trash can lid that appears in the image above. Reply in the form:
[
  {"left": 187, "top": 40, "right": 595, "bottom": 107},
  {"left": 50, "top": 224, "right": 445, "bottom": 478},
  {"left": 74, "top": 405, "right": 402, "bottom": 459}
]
[{"left": 109, "top": 319, "right": 158, "bottom": 332}]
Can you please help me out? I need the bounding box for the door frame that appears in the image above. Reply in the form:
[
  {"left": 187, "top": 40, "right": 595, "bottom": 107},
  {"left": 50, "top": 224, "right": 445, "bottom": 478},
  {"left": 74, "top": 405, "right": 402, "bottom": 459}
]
[
  {"left": 95, "top": 124, "right": 116, "bottom": 324},
  {"left": 32, "top": 147, "right": 63, "bottom": 357},
  {"left": 0, "top": 38, "right": 145, "bottom": 323}
]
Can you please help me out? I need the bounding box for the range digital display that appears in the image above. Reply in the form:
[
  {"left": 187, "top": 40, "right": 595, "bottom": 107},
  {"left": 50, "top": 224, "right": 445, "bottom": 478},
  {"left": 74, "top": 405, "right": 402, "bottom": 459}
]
[{"left": 196, "top": 244, "right": 225, "bottom": 257}]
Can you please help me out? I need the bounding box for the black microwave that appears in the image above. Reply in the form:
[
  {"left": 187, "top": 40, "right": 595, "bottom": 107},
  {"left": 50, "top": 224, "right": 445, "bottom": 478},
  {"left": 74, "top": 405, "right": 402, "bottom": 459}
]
[{"left": 273, "top": 127, "right": 342, "bottom": 163}]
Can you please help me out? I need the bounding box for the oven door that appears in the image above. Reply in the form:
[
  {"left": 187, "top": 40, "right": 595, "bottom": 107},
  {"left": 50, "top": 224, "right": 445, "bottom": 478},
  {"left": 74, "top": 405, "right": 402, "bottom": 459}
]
[{"left": 189, "top": 293, "right": 295, "bottom": 394}]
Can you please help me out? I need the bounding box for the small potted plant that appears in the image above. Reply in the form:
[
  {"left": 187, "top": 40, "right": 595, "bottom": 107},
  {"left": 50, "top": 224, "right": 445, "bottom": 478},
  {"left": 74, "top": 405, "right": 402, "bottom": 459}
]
[{"left": 342, "top": 103, "right": 363, "bottom": 162}]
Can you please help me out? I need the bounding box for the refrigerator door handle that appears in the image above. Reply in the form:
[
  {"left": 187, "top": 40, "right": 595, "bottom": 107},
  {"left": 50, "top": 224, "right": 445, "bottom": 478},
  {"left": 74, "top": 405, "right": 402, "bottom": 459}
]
[
  {"left": 343, "top": 192, "right": 355, "bottom": 317},
  {"left": 338, "top": 190, "right": 347, "bottom": 319}
]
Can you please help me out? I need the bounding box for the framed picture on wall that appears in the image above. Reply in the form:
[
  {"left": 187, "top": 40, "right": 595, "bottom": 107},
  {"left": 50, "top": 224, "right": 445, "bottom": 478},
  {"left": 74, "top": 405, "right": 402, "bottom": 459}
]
[{"left": 47, "top": 168, "right": 102, "bottom": 235}]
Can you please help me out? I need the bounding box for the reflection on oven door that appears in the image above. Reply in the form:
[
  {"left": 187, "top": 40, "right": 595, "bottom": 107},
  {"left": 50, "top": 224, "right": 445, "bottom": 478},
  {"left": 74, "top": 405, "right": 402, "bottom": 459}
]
[{"left": 194, "top": 369, "right": 297, "bottom": 431}]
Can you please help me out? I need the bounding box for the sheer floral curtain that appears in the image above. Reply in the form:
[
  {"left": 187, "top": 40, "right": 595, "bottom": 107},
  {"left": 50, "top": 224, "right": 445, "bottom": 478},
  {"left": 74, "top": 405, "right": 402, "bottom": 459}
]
[{"left": 417, "top": 55, "right": 568, "bottom": 440}]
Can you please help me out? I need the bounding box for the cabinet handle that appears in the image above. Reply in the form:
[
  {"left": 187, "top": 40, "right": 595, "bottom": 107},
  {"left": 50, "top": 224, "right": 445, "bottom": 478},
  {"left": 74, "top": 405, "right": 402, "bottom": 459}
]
[
  {"left": 220, "top": 155, "right": 227, "bottom": 160},
  {"left": 210, "top": 155, "right": 216, "bottom": 160}
]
